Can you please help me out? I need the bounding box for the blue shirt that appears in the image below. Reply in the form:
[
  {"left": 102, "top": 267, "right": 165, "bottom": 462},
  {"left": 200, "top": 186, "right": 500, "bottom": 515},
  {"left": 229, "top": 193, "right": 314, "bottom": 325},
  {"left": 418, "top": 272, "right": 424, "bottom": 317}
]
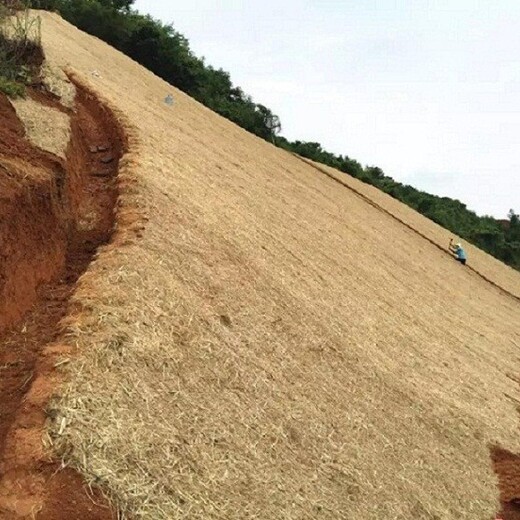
[{"left": 456, "top": 246, "right": 466, "bottom": 260}]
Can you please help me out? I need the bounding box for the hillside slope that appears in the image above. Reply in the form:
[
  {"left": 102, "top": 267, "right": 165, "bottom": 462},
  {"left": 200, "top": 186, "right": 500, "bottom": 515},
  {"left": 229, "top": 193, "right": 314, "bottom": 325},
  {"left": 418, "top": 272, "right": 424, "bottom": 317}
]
[{"left": 2, "top": 11, "right": 520, "bottom": 519}]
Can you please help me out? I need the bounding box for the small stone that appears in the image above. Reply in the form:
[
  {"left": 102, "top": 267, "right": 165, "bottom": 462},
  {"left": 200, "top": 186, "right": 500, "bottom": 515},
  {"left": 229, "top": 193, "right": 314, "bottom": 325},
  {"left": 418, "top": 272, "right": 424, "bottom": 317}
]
[
  {"left": 219, "top": 314, "right": 232, "bottom": 327},
  {"left": 97, "top": 145, "right": 110, "bottom": 152},
  {"left": 88, "top": 145, "right": 98, "bottom": 153},
  {"left": 100, "top": 155, "right": 114, "bottom": 164}
]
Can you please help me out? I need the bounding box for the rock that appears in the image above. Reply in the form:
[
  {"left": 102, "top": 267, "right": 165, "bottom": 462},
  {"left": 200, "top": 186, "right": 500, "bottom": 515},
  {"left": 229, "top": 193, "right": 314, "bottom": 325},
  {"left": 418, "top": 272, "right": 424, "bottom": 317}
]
[
  {"left": 100, "top": 155, "right": 114, "bottom": 164},
  {"left": 219, "top": 314, "right": 232, "bottom": 327}
]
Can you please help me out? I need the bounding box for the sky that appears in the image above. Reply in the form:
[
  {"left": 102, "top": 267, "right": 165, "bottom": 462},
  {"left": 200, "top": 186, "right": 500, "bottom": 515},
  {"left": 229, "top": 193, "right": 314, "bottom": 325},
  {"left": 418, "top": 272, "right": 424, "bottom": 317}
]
[{"left": 133, "top": 0, "right": 520, "bottom": 218}]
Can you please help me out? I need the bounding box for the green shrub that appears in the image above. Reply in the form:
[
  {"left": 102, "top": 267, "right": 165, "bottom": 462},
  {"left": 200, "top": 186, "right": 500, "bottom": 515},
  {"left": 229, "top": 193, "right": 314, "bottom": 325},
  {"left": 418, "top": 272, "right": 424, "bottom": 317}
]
[
  {"left": 0, "top": 6, "right": 42, "bottom": 97},
  {"left": 0, "top": 75, "right": 25, "bottom": 97}
]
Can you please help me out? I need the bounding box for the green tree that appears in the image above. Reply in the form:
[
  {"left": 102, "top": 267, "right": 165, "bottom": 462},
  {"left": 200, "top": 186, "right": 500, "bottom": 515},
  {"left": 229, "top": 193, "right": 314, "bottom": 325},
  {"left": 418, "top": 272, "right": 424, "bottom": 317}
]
[{"left": 99, "top": 0, "right": 134, "bottom": 10}]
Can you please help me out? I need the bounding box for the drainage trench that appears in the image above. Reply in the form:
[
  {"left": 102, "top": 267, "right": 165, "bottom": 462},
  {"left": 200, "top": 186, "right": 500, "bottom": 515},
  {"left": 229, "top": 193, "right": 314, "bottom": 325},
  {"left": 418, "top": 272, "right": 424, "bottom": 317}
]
[{"left": 0, "top": 85, "right": 121, "bottom": 519}]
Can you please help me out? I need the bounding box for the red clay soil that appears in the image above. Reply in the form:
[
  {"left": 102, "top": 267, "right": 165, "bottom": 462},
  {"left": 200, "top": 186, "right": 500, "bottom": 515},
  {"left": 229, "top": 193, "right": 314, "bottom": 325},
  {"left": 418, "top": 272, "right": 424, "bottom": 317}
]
[
  {"left": 492, "top": 447, "right": 520, "bottom": 520},
  {"left": 0, "top": 95, "right": 25, "bottom": 137},
  {"left": 0, "top": 87, "right": 122, "bottom": 519}
]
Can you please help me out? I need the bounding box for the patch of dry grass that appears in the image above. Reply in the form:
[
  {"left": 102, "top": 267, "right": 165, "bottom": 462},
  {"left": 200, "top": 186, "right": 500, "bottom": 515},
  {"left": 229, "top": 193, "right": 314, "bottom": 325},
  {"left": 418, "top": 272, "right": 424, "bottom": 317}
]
[
  {"left": 299, "top": 156, "right": 520, "bottom": 301},
  {"left": 40, "top": 62, "right": 76, "bottom": 108},
  {"left": 32, "top": 11, "right": 520, "bottom": 520},
  {"left": 12, "top": 95, "right": 70, "bottom": 157}
]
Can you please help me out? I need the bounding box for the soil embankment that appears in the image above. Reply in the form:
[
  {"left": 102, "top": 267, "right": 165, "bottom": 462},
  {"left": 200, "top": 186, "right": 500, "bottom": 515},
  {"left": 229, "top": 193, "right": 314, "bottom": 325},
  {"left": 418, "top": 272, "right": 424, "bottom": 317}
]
[{"left": 0, "top": 85, "right": 120, "bottom": 519}]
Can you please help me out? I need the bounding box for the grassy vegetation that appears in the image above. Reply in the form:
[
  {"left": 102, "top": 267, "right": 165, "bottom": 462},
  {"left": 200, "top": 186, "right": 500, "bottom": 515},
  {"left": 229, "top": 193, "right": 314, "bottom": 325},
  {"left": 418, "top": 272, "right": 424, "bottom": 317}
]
[
  {"left": 0, "top": 75, "right": 25, "bottom": 96},
  {"left": 0, "top": 4, "right": 42, "bottom": 97}
]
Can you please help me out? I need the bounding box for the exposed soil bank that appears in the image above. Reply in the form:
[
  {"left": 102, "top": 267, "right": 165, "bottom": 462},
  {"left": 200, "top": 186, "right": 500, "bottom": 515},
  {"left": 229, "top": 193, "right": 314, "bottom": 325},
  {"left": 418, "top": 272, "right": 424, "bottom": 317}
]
[
  {"left": 0, "top": 94, "right": 67, "bottom": 332},
  {"left": 492, "top": 447, "right": 520, "bottom": 520},
  {"left": 0, "top": 85, "right": 122, "bottom": 518}
]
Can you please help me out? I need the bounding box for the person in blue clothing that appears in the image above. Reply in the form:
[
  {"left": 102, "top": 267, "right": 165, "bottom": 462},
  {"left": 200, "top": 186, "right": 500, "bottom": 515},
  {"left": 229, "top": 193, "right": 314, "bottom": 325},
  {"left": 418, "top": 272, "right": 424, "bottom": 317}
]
[{"left": 449, "top": 239, "right": 467, "bottom": 265}]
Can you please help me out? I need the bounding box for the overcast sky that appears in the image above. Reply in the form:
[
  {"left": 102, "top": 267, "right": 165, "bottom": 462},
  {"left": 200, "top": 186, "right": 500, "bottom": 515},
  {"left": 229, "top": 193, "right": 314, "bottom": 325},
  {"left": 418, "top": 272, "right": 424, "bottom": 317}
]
[{"left": 134, "top": 0, "right": 519, "bottom": 218}]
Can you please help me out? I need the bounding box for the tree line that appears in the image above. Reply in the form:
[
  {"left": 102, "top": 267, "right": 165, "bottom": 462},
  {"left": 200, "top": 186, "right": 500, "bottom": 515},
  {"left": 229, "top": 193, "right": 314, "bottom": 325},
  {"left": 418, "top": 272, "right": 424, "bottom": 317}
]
[{"left": 27, "top": 0, "right": 520, "bottom": 270}]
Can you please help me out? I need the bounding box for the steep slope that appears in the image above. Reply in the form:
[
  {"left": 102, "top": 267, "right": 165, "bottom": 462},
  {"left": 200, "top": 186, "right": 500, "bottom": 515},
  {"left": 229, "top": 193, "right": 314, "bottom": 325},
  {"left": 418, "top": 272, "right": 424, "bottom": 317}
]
[
  {"left": 297, "top": 156, "right": 520, "bottom": 302},
  {"left": 2, "top": 11, "right": 520, "bottom": 519}
]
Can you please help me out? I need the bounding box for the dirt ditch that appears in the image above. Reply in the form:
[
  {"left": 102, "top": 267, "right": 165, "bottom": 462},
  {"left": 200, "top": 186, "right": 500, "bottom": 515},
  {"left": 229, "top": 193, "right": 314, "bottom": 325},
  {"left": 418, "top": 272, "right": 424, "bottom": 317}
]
[{"left": 0, "top": 85, "right": 121, "bottom": 518}]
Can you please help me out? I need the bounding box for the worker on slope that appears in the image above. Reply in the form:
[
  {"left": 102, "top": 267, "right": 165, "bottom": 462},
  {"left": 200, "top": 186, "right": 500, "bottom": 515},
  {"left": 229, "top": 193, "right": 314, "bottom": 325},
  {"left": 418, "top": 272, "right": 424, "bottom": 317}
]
[{"left": 449, "top": 238, "right": 467, "bottom": 265}]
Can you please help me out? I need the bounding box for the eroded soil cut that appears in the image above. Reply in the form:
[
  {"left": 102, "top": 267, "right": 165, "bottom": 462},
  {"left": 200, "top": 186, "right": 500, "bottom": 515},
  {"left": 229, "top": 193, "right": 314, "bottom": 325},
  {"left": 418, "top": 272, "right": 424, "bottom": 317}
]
[
  {"left": 492, "top": 447, "right": 520, "bottom": 520},
  {"left": 0, "top": 85, "right": 122, "bottom": 519}
]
